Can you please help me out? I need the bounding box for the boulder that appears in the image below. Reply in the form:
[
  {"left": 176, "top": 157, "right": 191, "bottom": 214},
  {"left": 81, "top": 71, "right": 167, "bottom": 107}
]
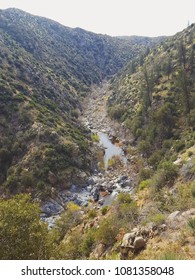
[
  {"left": 133, "top": 236, "right": 146, "bottom": 251},
  {"left": 118, "top": 175, "right": 128, "bottom": 183},
  {"left": 121, "top": 179, "right": 133, "bottom": 188},
  {"left": 90, "top": 187, "right": 99, "bottom": 201},
  {"left": 121, "top": 233, "right": 135, "bottom": 247}
]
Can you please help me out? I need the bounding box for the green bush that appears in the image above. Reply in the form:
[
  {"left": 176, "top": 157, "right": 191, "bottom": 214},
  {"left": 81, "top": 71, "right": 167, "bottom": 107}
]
[
  {"left": 91, "top": 133, "right": 100, "bottom": 142},
  {"left": 191, "top": 182, "right": 195, "bottom": 198},
  {"left": 56, "top": 202, "right": 82, "bottom": 239},
  {"left": 0, "top": 194, "right": 55, "bottom": 259},
  {"left": 95, "top": 217, "right": 119, "bottom": 246},
  {"left": 152, "top": 161, "right": 178, "bottom": 189},
  {"left": 159, "top": 251, "right": 184, "bottom": 260},
  {"left": 117, "top": 192, "right": 132, "bottom": 204},
  {"left": 57, "top": 230, "right": 83, "bottom": 260},
  {"left": 148, "top": 151, "right": 163, "bottom": 169},
  {"left": 138, "top": 179, "right": 151, "bottom": 190},
  {"left": 149, "top": 213, "right": 165, "bottom": 225},
  {"left": 88, "top": 209, "right": 97, "bottom": 219},
  {"left": 101, "top": 206, "right": 109, "bottom": 216},
  {"left": 138, "top": 168, "right": 152, "bottom": 181},
  {"left": 80, "top": 229, "right": 96, "bottom": 258},
  {"left": 108, "top": 105, "right": 125, "bottom": 120},
  {"left": 138, "top": 140, "right": 151, "bottom": 157},
  {"left": 188, "top": 218, "right": 195, "bottom": 232},
  {"left": 174, "top": 141, "right": 185, "bottom": 152}
]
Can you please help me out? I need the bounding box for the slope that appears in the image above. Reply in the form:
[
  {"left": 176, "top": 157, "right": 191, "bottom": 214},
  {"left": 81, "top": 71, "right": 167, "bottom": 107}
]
[{"left": 0, "top": 8, "right": 160, "bottom": 199}]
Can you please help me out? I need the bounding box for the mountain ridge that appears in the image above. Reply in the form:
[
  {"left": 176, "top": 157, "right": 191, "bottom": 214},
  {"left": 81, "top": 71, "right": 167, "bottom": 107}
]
[{"left": 0, "top": 8, "right": 162, "bottom": 198}]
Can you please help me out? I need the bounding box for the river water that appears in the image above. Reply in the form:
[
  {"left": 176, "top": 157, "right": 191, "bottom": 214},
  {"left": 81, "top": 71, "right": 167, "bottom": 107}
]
[{"left": 98, "top": 132, "right": 127, "bottom": 169}]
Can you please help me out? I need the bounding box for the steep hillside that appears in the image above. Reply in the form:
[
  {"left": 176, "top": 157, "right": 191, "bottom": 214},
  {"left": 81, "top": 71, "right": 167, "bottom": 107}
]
[
  {"left": 108, "top": 23, "right": 195, "bottom": 173},
  {"left": 52, "top": 25, "right": 195, "bottom": 261},
  {"left": 101, "top": 24, "right": 195, "bottom": 260},
  {"left": 0, "top": 8, "right": 161, "bottom": 198},
  {"left": 0, "top": 25, "right": 91, "bottom": 198},
  {"left": 0, "top": 8, "right": 158, "bottom": 86}
]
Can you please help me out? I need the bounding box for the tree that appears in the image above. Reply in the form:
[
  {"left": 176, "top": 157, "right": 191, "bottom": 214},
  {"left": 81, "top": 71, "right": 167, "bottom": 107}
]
[
  {"left": 189, "top": 48, "right": 194, "bottom": 74},
  {"left": 0, "top": 194, "right": 55, "bottom": 259},
  {"left": 177, "top": 68, "right": 191, "bottom": 114},
  {"left": 164, "top": 56, "right": 172, "bottom": 80},
  {"left": 141, "top": 66, "right": 154, "bottom": 114},
  {"left": 178, "top": 40, "right": 187, "bottom": 69}
]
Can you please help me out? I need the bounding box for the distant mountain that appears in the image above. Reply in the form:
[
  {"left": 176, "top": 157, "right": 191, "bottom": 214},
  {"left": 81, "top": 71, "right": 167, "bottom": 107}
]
[
  {"left": 0, "top": 8, "right": 161, "bottom": 85},
  {"left": 0, "top": 8, "right": 160, "bottom": 198}
]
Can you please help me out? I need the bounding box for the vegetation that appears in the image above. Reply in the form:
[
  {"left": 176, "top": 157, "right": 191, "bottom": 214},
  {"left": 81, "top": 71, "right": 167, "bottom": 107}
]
[
  {"left": 0, "top": 8, "right": 195, "bottom": 261},
  {"left": 0, "top": 194, "right": 57, "bottom": 259}
]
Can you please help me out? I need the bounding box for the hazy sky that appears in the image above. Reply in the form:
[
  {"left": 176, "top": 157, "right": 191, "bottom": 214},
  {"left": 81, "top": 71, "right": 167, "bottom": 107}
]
[{"left": 0, "top": 0, "right": 195, "bottom": 37}]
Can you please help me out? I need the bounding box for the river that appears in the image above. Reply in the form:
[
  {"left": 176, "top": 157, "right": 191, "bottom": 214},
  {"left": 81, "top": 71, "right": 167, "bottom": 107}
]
[{"left": 98, "top": 132, "right": 127, "bottom": 170}]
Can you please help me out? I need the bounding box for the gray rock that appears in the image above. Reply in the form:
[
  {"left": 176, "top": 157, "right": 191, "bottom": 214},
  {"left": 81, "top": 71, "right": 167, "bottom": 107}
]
[
  {"left": 133, "top": 236, "right": 146, "bottom": 251},
  {"left": 121, "top": 179, "right": 132, "bottom": 188},
  {"left": 167, "top": 211, "right": 180, "bottom": 221},
  {"left": 91, "top": 187, "right": 99, "bottom": 201},
  {"left": 121, "top": 233, "right": 135, "bottom": 247},
  {"left": 87, "top": 185, "right": 93, "bottom": 192},
  {"left": 98, "top": 198, "right": 105, "bottom": 205},
  {"left": 82, "top": 201, "right": 88, "bottom": 207},
  {"left": 87, "top": 177, "right": 96, "bottom": 185},
  {"left": 41, "top": 201, "right": 63, "bottom": 216},
  {"left": 119, "top": 175, "right": 128, "bottom": 182}
]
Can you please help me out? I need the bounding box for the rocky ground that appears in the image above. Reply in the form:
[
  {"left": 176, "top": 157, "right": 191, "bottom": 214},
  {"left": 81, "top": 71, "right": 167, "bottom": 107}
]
[
  {"left": 41, "top": 82, "right": 195, "bottom": 260},
  {"left": 41, "top": 81, "right": 139, "bottom": 225}
]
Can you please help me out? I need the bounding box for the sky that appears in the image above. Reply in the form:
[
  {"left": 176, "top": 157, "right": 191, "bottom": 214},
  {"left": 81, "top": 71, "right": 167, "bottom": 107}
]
[{"left": 0, "top": 0, "right": 195, "bottom": 37}]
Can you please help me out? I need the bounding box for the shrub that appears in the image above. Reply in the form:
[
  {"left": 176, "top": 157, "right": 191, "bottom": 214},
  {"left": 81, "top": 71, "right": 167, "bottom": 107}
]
[
  {"left": 138, "top": 168, "right": 152, "bottom": 181},
  {"left": 148, "top": 151, "right": 163, "bottom": 169},
  {"left": 160, "top": 251, "right": 184, "bottom": 260},
  {"left": 138, "top": 179, "right": 151, "bottom": 190},
  {"left": 80, "top": 229, "right": 96, "bottom": 257},
  {"left": 188, "top": 151, "right": 193, "bottom": 157},
  {"left": 108, "top": 105, "right": 125, "bottom": 120},
  {"left": 88, "top": 209, "right": 97, "bottom": 219},
  {"left": 101, "top": 206, "right": 109, "bottom": 215},
  {"left": 149, "top": 213, "right": 166, "bottom": 225},
  {"left": 56, "top": 202, "right": 82, "bottom": 239},
  {"left": 71, "top": 109, "right": 80, "bottom": 119},
  {"left": 152, "top": 161, "right": 178, "bottom": 189},
  {"left": 95, "top": 217, "right": 119, "bottom": 246},
  {"left": 191, "top": 182, "right": 195, "bottom": 198},
  {"left": 57, "top": 230, "right": 83, "bottom": 260},
  {"left": 91, "top": 133, "right": 100, "bottom": 142},
  {"left": 188, "top": 218, "right": 195, "bottom": 233},
  {"left": 138, "top": 140, "right": 151, "bottom": 157},
  {"left": 108, "top": 155, "right": 122, "bottom": 169},
  {"left": 117, "top": 192, "right": 132, "bottom": 204},
  {"left": 0, "top": 194, "right": 55, "bottom": 259},
  {"left": 174, "top": 141, "right": 185, "bottom": 152}
]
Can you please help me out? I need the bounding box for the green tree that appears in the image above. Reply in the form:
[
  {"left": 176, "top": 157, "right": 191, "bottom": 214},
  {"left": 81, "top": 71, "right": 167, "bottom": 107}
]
[
  {"left": 141, "top": 66, "right": 154, "bottom": 114},
  {"left": 0, "top": 194, "right": 55, "bottom": 259},
  {"left": 177, "top": 68, "right": 191, "bottom": 114},
  {"left": 164, "top": 56, "right": 172, "bottom": 80},
  {"left": 178, "top": 40, "right": 187, "bottom": 69}
]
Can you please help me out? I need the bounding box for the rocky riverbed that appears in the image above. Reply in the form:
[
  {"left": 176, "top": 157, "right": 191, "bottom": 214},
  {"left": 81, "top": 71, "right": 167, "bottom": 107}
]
[{"left": 41, "top": 81, "right": 138, "bottom": 227}]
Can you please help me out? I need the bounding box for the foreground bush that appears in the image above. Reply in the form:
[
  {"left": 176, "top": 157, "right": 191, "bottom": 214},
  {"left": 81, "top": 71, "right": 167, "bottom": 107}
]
[{"left": 0, "top": 194, "right": 56, "bottom": 259}]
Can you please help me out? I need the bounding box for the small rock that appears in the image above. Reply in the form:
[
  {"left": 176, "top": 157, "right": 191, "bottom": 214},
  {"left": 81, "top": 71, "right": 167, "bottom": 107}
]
[
  {"left": 119, "top": 175, "right": 128, "bottom": 182},
  {"left": 121, "top": 179, "right": 132, "bottom": 188},
  {"left": 87, "top": 177, "right": 96, "bottom": 185},
  {"left": 98, "top": 198, "right": 105, "bottom": 205},
  {"left": 167, "top": 211, "right": 180, "bottom": 221},
  {"left": 82, "top": 201, "right": 88, "bottom": 207},
  {"left": 121, "top": 233, "right": 135, "bottom": 247}
]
